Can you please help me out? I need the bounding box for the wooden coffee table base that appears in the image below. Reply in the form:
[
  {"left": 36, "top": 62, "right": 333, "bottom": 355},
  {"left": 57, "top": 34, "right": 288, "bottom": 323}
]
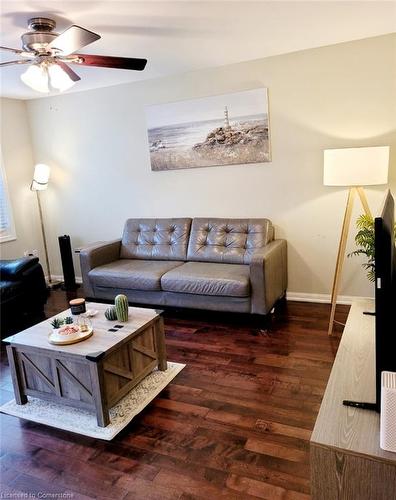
[{"left": 4, "top": 306, "right": 167, "bottom": 427}]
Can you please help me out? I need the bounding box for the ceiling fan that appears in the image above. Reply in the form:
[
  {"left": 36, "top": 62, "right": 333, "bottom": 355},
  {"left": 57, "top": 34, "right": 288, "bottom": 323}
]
[{"left": 0, "top": 17, "right": 147, "bottom": 93}]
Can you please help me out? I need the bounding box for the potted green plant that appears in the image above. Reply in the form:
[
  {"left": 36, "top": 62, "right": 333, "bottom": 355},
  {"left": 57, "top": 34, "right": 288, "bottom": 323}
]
[
  {"left": 348, "top": 214, "right": 396, "bottom": 281},
  {"left": 50, "top": 316, "right": 74, "bottom": 334}
]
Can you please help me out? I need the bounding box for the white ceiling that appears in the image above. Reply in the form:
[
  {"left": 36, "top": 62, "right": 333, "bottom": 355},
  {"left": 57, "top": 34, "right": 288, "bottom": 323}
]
[{"left": 1, "top": 1, "right": 395, "bottom": 100}]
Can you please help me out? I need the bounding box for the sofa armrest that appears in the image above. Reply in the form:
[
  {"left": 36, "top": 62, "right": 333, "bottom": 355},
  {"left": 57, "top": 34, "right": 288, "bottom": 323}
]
[
  {"left": 249, "top": 239, "right": 287, "bottom": 315},
  {"left": 0, "top": 257, "right": 40, "bottom": 281},
  {"left": 79, "top": 239, "right": 121, "bottom": 297}
]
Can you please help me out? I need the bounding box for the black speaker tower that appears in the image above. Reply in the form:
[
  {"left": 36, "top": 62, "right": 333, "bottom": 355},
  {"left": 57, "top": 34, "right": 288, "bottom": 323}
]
[{"left": 58, "top": 235, "right": 78, "bottom": 291}]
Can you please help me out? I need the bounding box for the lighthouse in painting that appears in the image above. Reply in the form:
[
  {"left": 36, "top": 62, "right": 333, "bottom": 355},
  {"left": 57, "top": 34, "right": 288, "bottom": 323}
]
[{"left": 224, "top": 106, "right": 231, "bottom": 129}]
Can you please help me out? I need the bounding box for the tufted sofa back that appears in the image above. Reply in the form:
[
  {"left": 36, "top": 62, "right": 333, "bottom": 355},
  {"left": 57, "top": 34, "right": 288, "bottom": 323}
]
[
  {"left": 187, "top": 218, "right": 273, "bottom": 264},
  {"left": 120, "top": 218, "right": 192, "bottom": 261}
]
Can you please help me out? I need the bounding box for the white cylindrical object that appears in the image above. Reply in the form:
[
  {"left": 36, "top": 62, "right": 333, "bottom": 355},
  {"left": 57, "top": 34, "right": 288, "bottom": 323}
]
[
  {"left": 380, "top": 371, "right": 396, "bottom": 452},
  {"left": 33, "top": 164, "right": 50, "bottom": 183},
  {"left": 323, "top": 146, "right": 389, "bottom": 186},
  {"left": 31, "top": 163, "right": 50, "bottom": 191}
]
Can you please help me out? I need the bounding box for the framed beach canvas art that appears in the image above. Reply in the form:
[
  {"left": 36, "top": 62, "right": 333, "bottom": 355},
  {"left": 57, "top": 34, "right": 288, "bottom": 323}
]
[{"left": 145, "top": 88, "right": 270, "bottom": 171}]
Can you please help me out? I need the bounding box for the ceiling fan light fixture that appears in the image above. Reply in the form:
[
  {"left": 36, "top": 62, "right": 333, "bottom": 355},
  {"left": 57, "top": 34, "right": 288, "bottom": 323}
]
[
  {"left": 20, "top": 63, "right": 49, "bottom": 93},
  {"left": 48, "top": 63, "right": 75, "bottom": 91},
  {"left": 6, "top": 17, "right": 147, "bottom": 94}
]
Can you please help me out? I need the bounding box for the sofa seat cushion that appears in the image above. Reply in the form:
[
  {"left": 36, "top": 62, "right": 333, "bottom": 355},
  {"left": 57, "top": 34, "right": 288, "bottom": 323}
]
[
  {"left": 161, "top": 262, "right": 250, "bottom": 297},
  {"left": 89, "top": 259, "right": 184, "bottom": 291}
]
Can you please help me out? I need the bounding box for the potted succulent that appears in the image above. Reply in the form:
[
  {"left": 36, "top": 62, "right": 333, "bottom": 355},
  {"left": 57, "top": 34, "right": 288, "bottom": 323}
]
[
  {"left": 50, "top": 316, "right": 74, "bottom": 334},
  {"left": 348, "top": 214, "right": 396, "bottom": 281},
  {"left": 49, "top": 315, "right": 83, "bottom": 343}
]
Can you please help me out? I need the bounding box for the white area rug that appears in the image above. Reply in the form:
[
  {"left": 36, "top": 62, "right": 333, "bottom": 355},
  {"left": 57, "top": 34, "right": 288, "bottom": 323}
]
[{"left": 0, "top": 362, "right": 185, "bottom": 440}]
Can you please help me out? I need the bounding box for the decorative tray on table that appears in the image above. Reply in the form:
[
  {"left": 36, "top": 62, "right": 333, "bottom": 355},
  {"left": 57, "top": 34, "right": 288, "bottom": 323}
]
[{"left": 48, "top": 325, "right": 93, "bottom": 345}]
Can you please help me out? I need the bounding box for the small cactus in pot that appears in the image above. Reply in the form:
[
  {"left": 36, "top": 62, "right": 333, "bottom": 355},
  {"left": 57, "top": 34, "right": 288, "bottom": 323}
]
[
  {"left": 115, "top": 294, "right": 129, "bottom": 322},
  {"left": 105, "top": 306, "right": 117, "bottom": 321}
]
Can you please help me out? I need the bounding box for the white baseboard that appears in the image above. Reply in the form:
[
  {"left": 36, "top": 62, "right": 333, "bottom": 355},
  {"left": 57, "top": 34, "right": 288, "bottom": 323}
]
[
  {"left": 47, "top": 274, "right": 83, "bottom": 285},
  {"left": 286, "top": 291, "right": 373, "bottom": 305},
  {"left": 49, "top": 274, "right": 371, "bottom": 306}
]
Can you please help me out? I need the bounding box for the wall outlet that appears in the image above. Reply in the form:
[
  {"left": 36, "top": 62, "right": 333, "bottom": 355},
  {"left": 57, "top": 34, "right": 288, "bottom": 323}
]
[{"left": 24, "top": 249, "right": 39, "bottom": 257}]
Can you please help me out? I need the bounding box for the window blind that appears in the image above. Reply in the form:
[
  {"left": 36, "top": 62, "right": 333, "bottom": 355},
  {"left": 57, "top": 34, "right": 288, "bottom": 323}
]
[{"left": 0, "top": 162, "right": 16, "bottom": 241}]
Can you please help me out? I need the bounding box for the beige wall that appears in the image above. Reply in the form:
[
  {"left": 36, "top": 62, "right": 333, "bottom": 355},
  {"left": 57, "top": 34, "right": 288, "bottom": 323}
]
[
  {"left": 25, "top": 34, "right": 396, "bottom": 299},
  {"left": 0, "top": 98, "right": 44, "bottom": 263}
]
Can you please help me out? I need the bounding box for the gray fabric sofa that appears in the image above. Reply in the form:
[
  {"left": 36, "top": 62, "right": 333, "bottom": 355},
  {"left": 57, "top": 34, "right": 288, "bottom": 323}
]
[{"left": 80, "top": 218, "right": 287, "bottom": 316}]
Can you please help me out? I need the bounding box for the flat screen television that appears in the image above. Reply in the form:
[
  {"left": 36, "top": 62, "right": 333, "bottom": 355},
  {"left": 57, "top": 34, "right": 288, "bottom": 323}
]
[
  {"left": 343, "top": 190, "right": 396, "bottom": 412},
  {"left": 374, "top": 190, "right": 396, "bottom": 411}
]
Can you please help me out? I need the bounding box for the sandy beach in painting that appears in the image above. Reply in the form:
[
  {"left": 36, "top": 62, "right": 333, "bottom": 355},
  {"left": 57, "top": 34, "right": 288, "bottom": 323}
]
[{"left": 148, "top": 114, "right": 269, "bottom": 171}]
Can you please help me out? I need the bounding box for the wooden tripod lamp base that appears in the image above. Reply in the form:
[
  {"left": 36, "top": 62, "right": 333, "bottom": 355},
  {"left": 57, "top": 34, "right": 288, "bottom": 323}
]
[
  {"left": 327, "top": 187, "right": 372, "bottom": 336},
  {"left": 323, "top": 146, "right": 390, "bottom": 336}
]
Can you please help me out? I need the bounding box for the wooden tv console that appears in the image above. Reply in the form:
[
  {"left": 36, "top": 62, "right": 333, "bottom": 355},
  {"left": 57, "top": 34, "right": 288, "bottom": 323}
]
[{"left": 310, "top": 299, "right": 396, "bottom": 499}]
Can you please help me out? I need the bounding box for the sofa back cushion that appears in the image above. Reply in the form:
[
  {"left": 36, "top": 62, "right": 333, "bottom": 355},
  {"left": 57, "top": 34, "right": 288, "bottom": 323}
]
[
  {"left": 120, "top": 218, "right": 192, "bottom": 261},
  {"left": 187, "top": 218, "right": 273, "bottom": 264}
]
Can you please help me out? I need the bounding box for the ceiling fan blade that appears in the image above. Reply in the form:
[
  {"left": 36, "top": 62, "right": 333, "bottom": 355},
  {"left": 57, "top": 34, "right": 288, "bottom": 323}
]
[
  {"left": 56, "top": 60, "right": 81, "bottom": 81},
  {"left": 0, "top": 46, "right": 34, "bottom": 58},
  {"left": 0, "top": 59, "right": 31, "bottom": 67},
  {"left": 47, "top": 25, "right": 100, "bottom": 56},
  {"left": 72, "top": 54, "right": 147, "bottom": 71}
]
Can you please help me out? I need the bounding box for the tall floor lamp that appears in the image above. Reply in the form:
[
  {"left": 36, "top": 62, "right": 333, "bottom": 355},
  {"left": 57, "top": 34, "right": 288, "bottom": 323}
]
[
  {"left": 30, "top": 164, "right": 53, "bottom": 285},
  {"left": 324, "top": 146, "right": 390, "bottom": 336}
]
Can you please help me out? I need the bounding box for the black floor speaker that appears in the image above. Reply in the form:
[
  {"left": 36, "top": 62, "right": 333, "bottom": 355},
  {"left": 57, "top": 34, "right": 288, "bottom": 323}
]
[{"left": 58, "top": 235, "right": 78, "bottom": 291}]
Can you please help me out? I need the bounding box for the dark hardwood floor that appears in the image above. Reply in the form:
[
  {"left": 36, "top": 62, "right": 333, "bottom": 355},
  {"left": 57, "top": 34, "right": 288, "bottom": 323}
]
[{"left": 0, "top": 291, "right": 349, "bottom": 499}]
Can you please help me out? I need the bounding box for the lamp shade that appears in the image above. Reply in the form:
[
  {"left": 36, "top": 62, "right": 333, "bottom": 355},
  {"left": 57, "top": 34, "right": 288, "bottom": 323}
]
[
  {"left": 31, "top": 164, "right": 50, "bottom": 191},
  {"left": 323, "top": 146, "right": 389, "bottom": 186},
  {"left": 48, "top": 63, "right": 76, "bottom": 92},
  {"left": 21, "top": 64, "right": 49, "bottom": 94}
]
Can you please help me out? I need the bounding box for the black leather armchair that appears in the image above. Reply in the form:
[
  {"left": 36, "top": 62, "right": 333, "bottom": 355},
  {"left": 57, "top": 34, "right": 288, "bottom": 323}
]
[{"left": 0, "top": 257, "right": 48, "bottom": 330}]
